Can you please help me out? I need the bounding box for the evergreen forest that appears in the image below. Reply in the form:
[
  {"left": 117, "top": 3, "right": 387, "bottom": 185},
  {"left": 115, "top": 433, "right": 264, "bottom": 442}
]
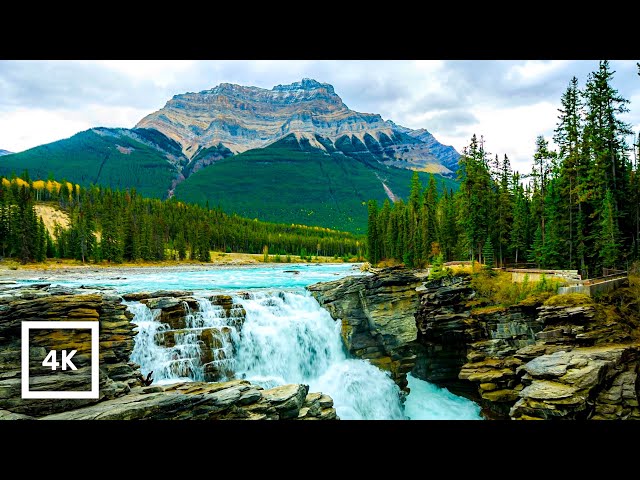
[
  {"left": 0, "top": 176, "right": 363, "bottom": 264},
  {"left": 366, "top": 61, "right": 640, "bottom": 279}
]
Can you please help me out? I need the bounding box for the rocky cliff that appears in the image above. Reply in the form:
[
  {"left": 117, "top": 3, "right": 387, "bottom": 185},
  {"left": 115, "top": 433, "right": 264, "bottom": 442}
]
[
  {"left": 416, "top": 274, "right": 640, "bottom": 419},
  {"left": 309, "top": 268, "right": 640, "bottom": 420},
  {"left": 307, "top": 267, "right": 423, "bottom": 395},
  {"left": 0, "top": 284, "right": 336, "bottom": 420},
  {"left": 136, "top": 78, "right": 459, "bottom": 175}
]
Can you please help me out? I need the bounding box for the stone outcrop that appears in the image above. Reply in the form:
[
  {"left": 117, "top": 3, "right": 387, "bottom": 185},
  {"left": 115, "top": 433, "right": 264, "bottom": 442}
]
[
  {"left": 135, "top": 78, "right": 458, "bottom": 174},
  {"left": 39, "top": 381, "right": 337, "bottom": 421},
  {"left": 0, "top": 286, "right": 139, "bottom": 417},
  {"left": 413, "top": 275, "right": 479, "bottom": 397},
  {"left": 414, "top": 274, "right": 640, "bottom": 419},
  {"left": 307, "top": 267, "right": 422, "bottom": 394},
  {"left": 0, "top": 285, "right": 336, "bottom": 420},
  {"left": 140, "top": 295, "right": 199, "bottom": 329},
  {"left": 313, "top": 267, "right": 640, "bottom": 419},
  {"left": 122, "top": 290, "right": 193, "bottom": 301},
  {"left": 511, "top": 345, "right": 640, "bottom": 420}
]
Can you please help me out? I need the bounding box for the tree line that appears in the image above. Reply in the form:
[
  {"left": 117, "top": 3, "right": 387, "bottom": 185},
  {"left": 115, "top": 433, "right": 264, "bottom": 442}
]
[
  {"left": 367, "top": 60, "right": 640, "bottom": 278},
  {"left": 0, "top": 175, "right": 363, "bottom": 264}
]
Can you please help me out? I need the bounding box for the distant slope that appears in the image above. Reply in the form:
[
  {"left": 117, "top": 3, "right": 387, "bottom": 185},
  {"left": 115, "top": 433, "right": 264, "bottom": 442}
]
[
  {"left": 0, "top": 149, "right": 12, "bottom": 156},
  {"left": 174, "top": 135, "right": 458, "bottom": 234},
  {"left": 0, "top": 128, "right": 185, "bottom": 198}
]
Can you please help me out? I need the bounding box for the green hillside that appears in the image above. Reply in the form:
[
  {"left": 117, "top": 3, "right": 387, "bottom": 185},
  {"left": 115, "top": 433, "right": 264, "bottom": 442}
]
[
  {"left": 0, "top": 128, "right": 180, "bottom": 198},
  {"left": 2, "top": 129, "right": 458, "bottom": 234},
  {"left": 174, "top": 138, "right": 458, "bottom": 234}
]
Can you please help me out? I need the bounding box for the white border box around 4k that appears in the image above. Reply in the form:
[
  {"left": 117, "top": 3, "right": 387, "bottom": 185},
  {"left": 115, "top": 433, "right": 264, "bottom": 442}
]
[{"left": 21, "top": 321, "right": 100, "bottom": 399}]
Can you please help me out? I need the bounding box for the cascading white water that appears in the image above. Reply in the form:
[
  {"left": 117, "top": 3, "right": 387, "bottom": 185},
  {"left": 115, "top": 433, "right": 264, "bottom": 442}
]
[
  {"left": 126, "top": 280, "right": 482, "bottom": 420},
  {"left": 127, "top": 302, "right": 191, "bottom": 384},
  {"left": 404, "top": 373, "right": 482, "bottom": 420},
  {"left": 128, "top": 299, "right": 240, "bottom": 384},
  {"left": 234, "top": 290, "right": 406, "bottom": 420},
  {"left": 184, "top": 299, "right": 240, "bottom": 380}
]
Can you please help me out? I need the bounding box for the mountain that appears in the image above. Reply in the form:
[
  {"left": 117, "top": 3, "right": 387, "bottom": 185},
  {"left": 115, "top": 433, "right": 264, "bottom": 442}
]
[
  {"left": 0, "top": 79, "right": 461, "bottom": 233},
  {"left": 174, "top": 134, "right": 458, "bottom": 232},
  {"left": 0, "top": 128, "right": 185, "bottom": 198},
  {"left": 0, "top": 149, "right": 11, "bottom": 156},
  {"left": 137, "top": 78, "right": 459, "bottom": 176}
]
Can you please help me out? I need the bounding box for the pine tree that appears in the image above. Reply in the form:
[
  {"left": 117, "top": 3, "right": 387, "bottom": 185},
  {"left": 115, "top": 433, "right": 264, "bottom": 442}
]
[
  {"left": 439, "top": 188, "right": 459, "bottom": 261},
  {"left": 528, "top": 224, "right": 544, "bottom": 268},
  {"left": 496, "top": 154, "right": 513, "bottom": 267},
  {"left": 482, "top": 233, "right": 495, "bottom": 271},
  {"left": 582, "top": 61, "right": 633, "bottom": 274},
  {"left": 175, "top": 231, "right": 187, "bottom": 261},
  {"left": 598, "top": 189, "right": 620, "bottom": 270},
  {"left": 554, "top": 76, "right": 583, "bottom": 269},
  {"left": 457, "top": 134, "right": 493, "bottom": 262},
  {"left": 422, "top": 175, "right": 439, "bottom": 261},
  {"left": 378, "top": 199, "right": 392, "bottom": 260},
  {"left": 530, "top": 136, "right": 555, "bottom": 248},
  {"left": 367, "top": 200, "right": 379, "bottom": 264},
  {"left": 510, "top": 174, "right": 529, "bottom": 265}
]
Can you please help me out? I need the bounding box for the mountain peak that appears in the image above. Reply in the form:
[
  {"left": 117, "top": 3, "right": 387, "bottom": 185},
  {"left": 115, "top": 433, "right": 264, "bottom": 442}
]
[
  {"left": 272, "top": 78, "right": 335, "bottom": 94},
  {"left": 136, "top": 79, "right": 459, "bottom": 175}
]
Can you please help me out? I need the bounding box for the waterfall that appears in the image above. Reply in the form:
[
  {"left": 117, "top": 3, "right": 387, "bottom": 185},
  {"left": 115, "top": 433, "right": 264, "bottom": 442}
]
[
  {"left": 404, "top": 373, "right": 482, "bottom": 420},
  {"left": 127, "top": 298, "right": 240, "bottom": 384},
  {"left": 235, "top": 290, "right": 406, "bottom": 420},
  {"left": 128, "top": 288, "right": 482, "bottom": 420}
]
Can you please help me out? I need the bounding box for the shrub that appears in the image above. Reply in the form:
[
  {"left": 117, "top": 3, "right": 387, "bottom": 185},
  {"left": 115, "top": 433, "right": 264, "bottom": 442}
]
[
  {"left": 428, "top": 254, "right": 452, "bottom": 281},
  {"left": 544, "top": 293, "right": 594, "bottom": 307},
  {"left": 471, "top": 270, "right": 565, "bottom": 307}
]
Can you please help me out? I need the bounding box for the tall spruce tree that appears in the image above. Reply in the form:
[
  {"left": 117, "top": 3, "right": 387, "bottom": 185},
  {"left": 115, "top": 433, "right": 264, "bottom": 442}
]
[
  {"left": 367, "top": 199, "right": 379, "bottom": 264},
  {"left": 582, "top": 60, "right": 633, "bottom": 273},
  {"left": 554, "top": 76, "right": 583, "bottom": 269},
  {"left": 598, "top": 189, "right": 621, "bottom": 270}
]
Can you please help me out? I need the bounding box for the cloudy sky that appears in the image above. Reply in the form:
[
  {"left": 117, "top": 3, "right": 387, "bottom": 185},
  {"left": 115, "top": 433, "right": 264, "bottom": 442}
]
[{"left": 0, "top": 60, "right": 638, "bottom": 174}]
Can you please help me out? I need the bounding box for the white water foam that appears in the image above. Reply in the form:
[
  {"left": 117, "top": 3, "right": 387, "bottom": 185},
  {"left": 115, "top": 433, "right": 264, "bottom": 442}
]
[
  {"left": 235, "top": 290, "right": 406, "bottom": 420},
  {"left": 404, "top": 373, "right": 482, "bottom": 420}
]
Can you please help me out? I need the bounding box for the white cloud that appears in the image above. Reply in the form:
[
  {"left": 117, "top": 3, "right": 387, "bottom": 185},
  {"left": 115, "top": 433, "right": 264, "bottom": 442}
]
[
  {"left": 91, "top": 60, "right": 197, "bottom": 87},
  {"left": 0, "top": 108, "right": 91, "bottom": 153},
  {"left": 1, "top": 59, "right": 639, "bottom": 173},
  {"left": 506, "top": 60, "right": 571, "bottom": 83}
]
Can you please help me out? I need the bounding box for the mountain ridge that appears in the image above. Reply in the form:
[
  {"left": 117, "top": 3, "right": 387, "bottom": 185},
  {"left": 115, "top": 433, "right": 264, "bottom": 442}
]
[
  {"left": 0, "top": 78, "right": 461, "bottom": 233},
  {"left": 136, "top": 78, "right": 459, "bottom": 176}
]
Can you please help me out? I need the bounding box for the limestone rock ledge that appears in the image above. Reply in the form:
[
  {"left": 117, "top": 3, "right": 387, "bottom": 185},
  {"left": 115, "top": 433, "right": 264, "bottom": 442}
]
[
  {"left": 37, "top": 381, "right": 337, "bottom": 420},
  {"left": 415, "top": 274, "right": 640, "bottom": 419},
  {"left": 510, "top": 344, "right": 640, "bottom": 420},
  {"left": 0, "top": 285, "right": 337, "bottom": 420}
]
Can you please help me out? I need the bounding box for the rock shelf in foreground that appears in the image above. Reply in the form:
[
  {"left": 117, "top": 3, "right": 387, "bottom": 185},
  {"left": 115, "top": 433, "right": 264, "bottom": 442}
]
[{"left": 0, "top": 284, "right": 337, "bottom": 420}]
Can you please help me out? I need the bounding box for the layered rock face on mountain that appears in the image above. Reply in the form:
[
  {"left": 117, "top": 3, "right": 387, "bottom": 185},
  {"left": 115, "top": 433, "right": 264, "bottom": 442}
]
[{"left": 137, "top": 78, "right": 459, "bottom": 175}]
